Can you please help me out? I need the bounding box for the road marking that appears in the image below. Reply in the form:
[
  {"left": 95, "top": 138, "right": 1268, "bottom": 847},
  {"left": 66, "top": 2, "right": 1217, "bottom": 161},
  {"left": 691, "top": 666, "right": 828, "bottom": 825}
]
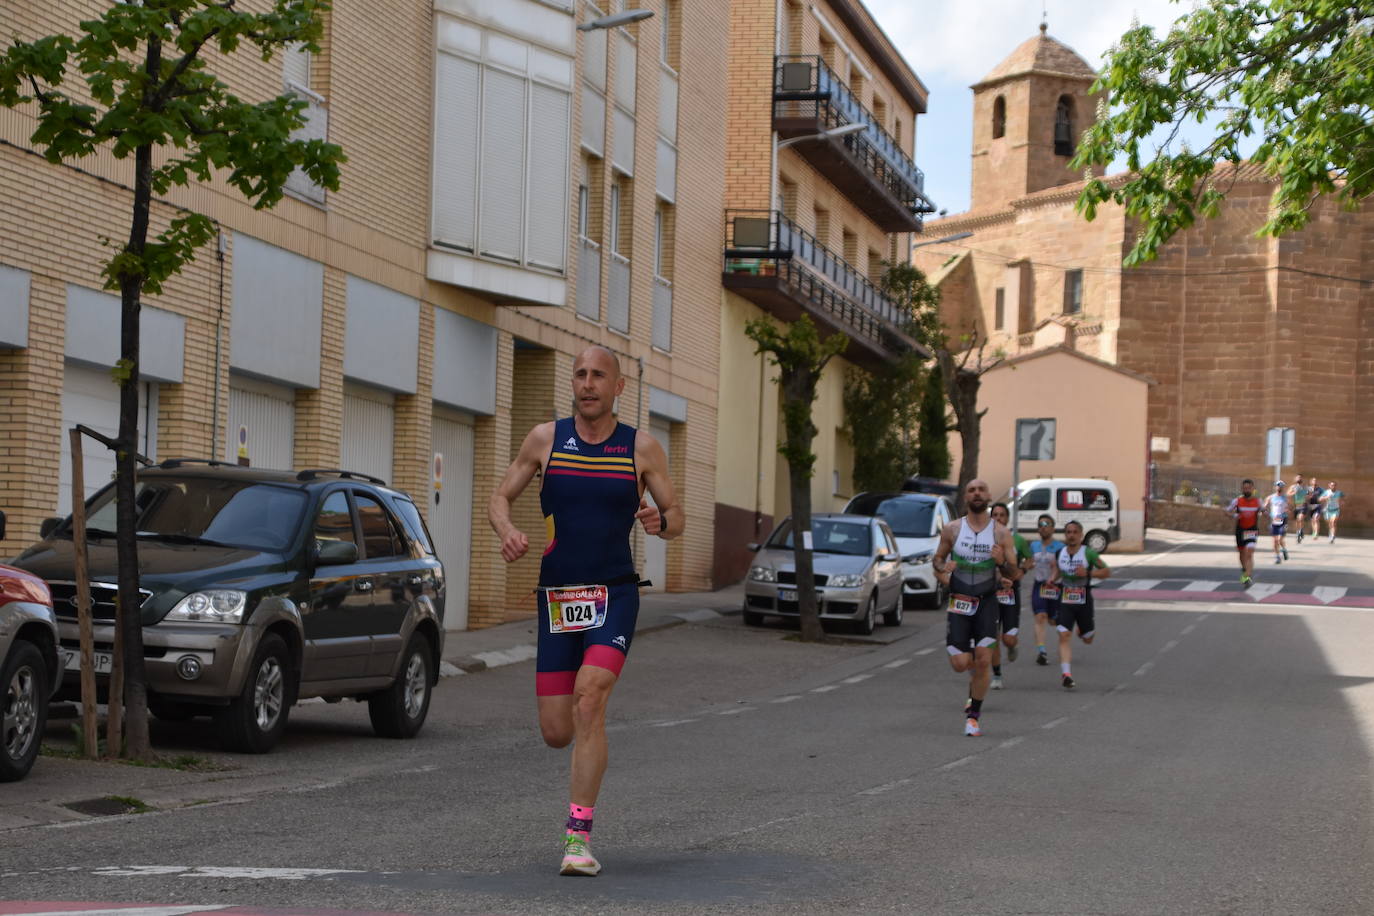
[
  {"left": 5, "top": 908, "right": 234, "bottom": 915},
  {"left": 1197, "top": 613, "right": 1211, "bottom": 621},
  {"left": 858, "top": 777, "right": 914, "bottom": 796},
  {"left": 1245, "top": 583, "right": 1283, "bottom": 602},
  {"left": 1160, "top": 639, "right": 1179, "bottom": 653},
  {"left": 652, "top": 718, "right": 699, "bottom": 727},
  {"left": 1181, "top": 624, "right": 1196, "bottom": 635},
  {"left": 1109, "top": 683, "right": 1129, "bottom": 694},
  {"left": 998, "top": 736, "right": 1025, "bottom": 749},
  {"left": 842, "top": 674, "right": 873, "bottom": 684},
  {"left": 470, "top": 644, "right": 538, "bottom": 668},
  {"left": 771, "top": 694, "right": 803, "bottom": 703},
  {"left": 1042, "top": 717, "right": 1068, "bottom": 730},
  {"left": 1313, "top": 586, "right": 1349, "bottom": 604},
  {"left": 88, "top": 866, "right": 363, "bottom": 880},
  {"left": 884, "top": 658, "right": 911, "bottom": 668},
  {"left": 811, "top": 685, "right": 840, "bottom": 693},
  {"left": 940, "top": 756, "right": 976, "bottom": 771},
  {"left": 1118, "top": 579, "right": 1162, "bottom": 591},
  {"left": 717, "top": 707, "right": 754, "bottom": 716},
  {"left": 1183, "top": 580, "right": 1224, "bottom": 592},
  {"left": 1135, "top": 661, "right": 1155, "bottom": 677},
  {"left": 915, "top": 647, "right": 937, "bottom": 656}
]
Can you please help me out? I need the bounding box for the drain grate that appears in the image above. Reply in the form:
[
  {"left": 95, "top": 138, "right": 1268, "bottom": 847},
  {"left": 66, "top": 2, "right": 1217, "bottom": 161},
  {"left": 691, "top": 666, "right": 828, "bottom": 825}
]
[{"left": 63, "top": 796, "right": 150, "bottom": 817}]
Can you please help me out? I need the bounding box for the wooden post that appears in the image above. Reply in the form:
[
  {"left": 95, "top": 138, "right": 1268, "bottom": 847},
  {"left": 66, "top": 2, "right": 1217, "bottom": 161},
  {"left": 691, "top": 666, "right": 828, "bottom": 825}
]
[{"left": 68, "top": 429, "right": 99, "bottom": 759}]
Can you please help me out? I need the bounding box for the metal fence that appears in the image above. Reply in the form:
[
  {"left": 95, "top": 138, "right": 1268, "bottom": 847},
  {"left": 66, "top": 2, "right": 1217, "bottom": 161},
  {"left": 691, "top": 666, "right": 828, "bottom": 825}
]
[{"left": 1150, "top": 463, "right": 1250, "bottom": 509}]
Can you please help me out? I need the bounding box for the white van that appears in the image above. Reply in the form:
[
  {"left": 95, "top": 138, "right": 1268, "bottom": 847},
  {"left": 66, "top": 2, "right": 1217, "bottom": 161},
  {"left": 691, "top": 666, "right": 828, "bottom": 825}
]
[{"left": 1008, "top": 478, "right": 1120, "bottom": 553}]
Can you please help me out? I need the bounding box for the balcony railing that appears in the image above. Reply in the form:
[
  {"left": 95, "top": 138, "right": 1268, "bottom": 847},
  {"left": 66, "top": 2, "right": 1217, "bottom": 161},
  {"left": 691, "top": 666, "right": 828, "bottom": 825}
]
[
  {"left": 773, "top": 55, "right": 936, "bottom": 231},
  {"left": 576, "top": 236, "right": 601, "bottom": 320},
  {"left": 721, "top": 210, "right": 926, "bottom": 369},
  {"left": 607, "top": 251, "right": 631, "bottom": 332},
  {"left": 652, "top": 275, "right": 673, "bottom": 350}
]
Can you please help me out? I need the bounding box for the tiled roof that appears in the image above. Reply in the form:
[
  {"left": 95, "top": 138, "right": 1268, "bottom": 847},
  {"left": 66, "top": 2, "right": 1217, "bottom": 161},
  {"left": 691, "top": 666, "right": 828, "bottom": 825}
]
[{"left": 974, "top": 27, "right": 1097, "bottom": 88}]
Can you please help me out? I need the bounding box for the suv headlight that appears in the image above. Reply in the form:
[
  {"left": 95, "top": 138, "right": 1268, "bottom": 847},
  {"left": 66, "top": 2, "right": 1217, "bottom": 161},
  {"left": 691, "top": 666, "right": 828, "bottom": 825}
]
[
  {"left": 904, "top": 551, "right": 934, "bottom": 565},
  {"left": 748, "top": 565, "right": 777, "bottom": 583},
  {"left": 164, "top": 590, "right": 248, "bottom": 624},
  {"left": 828, "top": 573, "right": 864, "bottom": 588}
]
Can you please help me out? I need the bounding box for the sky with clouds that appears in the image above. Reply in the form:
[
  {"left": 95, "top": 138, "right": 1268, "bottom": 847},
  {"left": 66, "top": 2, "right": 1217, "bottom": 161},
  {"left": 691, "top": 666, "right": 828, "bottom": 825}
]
[{"left": 861, "top": 0, "right": 1196, "bottom": 215}]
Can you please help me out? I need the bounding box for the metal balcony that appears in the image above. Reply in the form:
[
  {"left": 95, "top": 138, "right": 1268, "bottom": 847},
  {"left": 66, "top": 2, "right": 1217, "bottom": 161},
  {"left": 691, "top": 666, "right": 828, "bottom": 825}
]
[
  {"left": 773, "top": 56, "right": 936, "bottom": 232},
  {"left": 722, "top": 210, "right": 928, "bottom": 371}
]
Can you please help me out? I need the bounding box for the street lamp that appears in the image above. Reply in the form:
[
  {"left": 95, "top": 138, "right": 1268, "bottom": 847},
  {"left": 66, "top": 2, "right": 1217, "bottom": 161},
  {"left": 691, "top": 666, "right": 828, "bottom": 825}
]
[
  {"left": 776, "top": 122, "right": 866, "bottom": 149},
  {"left": 911, "top": 231, "right": 972, "bottom": 250},
  {"left": 577, "top": 9, "right": 654, "bottom": 30}
]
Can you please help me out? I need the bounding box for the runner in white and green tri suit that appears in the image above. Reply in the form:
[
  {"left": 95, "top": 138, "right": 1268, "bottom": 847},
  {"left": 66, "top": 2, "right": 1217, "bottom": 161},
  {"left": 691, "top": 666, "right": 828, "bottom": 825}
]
[
  {"left": 988, "top": 502, "right": 1029, "bottom": 690},
  {"left": 1049, "top": 520, "right": 1110, "bottom": 690}
]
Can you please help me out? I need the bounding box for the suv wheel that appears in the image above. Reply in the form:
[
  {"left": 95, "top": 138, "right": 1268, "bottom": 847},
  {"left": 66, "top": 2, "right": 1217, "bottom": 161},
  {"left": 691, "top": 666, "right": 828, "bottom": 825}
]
[
  {"left": 1085, "top": 530, "right": 1110, "bottom": 554},
  {"left": 369, "top": 633, "right": 433, "bottom": 739},
  {"left": 1, "top": 642, "right": 48, "bottom": 782},
  {"left": 216, "top": 633, "right": 292, "bottom": 754}
]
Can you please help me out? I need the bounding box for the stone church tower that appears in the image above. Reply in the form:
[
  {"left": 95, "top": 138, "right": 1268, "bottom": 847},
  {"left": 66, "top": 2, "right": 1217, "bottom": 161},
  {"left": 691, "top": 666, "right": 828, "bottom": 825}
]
[{"left": 969, "top": 23, "right": 1103, "bottom": 211}]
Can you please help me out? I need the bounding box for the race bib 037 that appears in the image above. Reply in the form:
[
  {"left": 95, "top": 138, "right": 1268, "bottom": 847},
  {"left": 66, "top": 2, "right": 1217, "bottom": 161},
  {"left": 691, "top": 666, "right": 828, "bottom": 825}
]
[
  {"left": 948, "top": 593, "right": 980, "bottom": 616},
  {"left": 546, "top": 585, "right": 609, "bottom": 634}
]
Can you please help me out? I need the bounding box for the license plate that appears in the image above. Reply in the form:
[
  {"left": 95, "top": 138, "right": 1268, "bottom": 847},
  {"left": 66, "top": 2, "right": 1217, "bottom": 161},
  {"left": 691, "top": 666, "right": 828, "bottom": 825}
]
[
  {"left": 63, "top": 649, "right": 113, "bottom": 675},
  {"left": 777, "top": 588, "right": 797, "bottom": 601}
]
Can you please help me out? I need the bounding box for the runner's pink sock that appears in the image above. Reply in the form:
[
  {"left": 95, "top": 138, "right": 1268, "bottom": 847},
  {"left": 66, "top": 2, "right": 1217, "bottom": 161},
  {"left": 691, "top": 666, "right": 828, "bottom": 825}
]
[{"left": 567, "top": 803, "right": 594, "bottom": 837}]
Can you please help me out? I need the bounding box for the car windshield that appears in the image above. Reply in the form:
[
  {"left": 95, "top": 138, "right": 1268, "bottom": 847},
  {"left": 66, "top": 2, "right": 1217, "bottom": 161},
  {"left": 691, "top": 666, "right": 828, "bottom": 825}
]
[
  {"left": 873, "top": 499, "right": 935, "bottom": 537},
  {"left": 80, "top": 477, "right": 307, "bottom": 551},
  {"left": 766, "top": 519, "right": 872, "bottom": 556}
]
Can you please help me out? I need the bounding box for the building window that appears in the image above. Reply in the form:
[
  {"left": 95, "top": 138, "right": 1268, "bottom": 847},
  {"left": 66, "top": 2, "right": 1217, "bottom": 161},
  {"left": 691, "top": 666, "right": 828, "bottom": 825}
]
[
  {"left": 608, "top": 180, "right": 622, "bottom": 254},
  {"left": 1054, "top": 95, "right": 1075, "bottom": 156},
  {"left": 779, "top": 175, "right": 798, "bottom": 221},
  {"left": 660, "top": 0, "right": 680, "bottom": 71},
  {"left": 872, "top": 96, "right": 886, "bottom": 130},
  {"left": 842, "top": 227, "right": 858, "bottom": 265},
  {"left": 432, "top": 22, "right": 572, "bottom": 273},
  {"left": 1063, "top": 269, "right": 1083, "bottom": 315},
  {"left": 813, "top": 206, "right": 830, "bottom": 248},
  {"left": 894, "top": 117, "right": 904, "bottom": 153},
  {"left": 992, "top": 95, "right": 1006, "bottom": 139},
  {"left": 994, "top": 287, "right": 1005, "bottom": 330},
  {"left": 283, "top": 43, "right": 328, "bottom": 204},
  {"left": 654, "top": 205, "right": 667, "bottom": 278},
  {"left": 867, "top": 247, "right": 883, "bottom": 285}
]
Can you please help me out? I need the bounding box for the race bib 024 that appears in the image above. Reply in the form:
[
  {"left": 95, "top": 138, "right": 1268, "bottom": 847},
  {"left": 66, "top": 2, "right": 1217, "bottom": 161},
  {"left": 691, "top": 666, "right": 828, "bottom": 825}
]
[{"left": 546, "top": 585, "right": 609, "bottom": 634}]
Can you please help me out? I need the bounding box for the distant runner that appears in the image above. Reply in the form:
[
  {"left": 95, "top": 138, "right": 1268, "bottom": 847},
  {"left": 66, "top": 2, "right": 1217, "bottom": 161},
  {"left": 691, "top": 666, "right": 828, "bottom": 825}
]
[
  {"left": 987, "top": 502, "right": 1029, "bottom": 690},
  {"left": 1288, "top": 476, "right": 1310, "bottom": 544},
  {"left": 1027, "top": 514, "right": 1064, "bottom": 666},
  {"left": 1049, "top": 521, "right": 1110, "bottom": 689},
  {"left": 1321, "top": 481, "right": 1345, "bottom": 543},
  {"left": 1306, "top": 481, "right": 1325, "bottom": 540},
  {"left": 1263, "top": 481, "right": 1290, "bottom": 564},
  {"left": 1226, "top": 479, "right": 1263, "bottom": 587}
]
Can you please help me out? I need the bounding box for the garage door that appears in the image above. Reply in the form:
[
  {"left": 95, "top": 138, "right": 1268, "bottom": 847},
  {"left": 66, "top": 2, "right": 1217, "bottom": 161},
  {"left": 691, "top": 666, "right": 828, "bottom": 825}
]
[
  {"left": 58, "top": 363, "right": 153, "bottom": 516},
  {"left": 430, "top": 410, "right": 474, "bottom": 631},
  {"left": 642, "top": 417, "right": 672, "bottom": 591},
  {"left": 225, "top": 376, "right": 295, "bottom": 470},
  {"left": 341, "top": 383, "right": 395, "bottom": 483}
]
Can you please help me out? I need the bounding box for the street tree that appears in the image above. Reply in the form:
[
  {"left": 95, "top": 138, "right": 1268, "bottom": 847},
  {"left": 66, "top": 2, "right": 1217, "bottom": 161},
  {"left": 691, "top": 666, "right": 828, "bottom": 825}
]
[
  {"left": 0, "top": 0, "right": 344, "bottom": 759},
  {"left": 915, "top": 369, "right": 951, "bottom": 481},
  {"left": 745, "top": 315, "right": 847, "bottom": 643},
  {"left": 1074, "top": 0, "right": 1374, "bottom": 265},
  {"left": 842, "top": 352, "right": 924, "bottom": 492}
]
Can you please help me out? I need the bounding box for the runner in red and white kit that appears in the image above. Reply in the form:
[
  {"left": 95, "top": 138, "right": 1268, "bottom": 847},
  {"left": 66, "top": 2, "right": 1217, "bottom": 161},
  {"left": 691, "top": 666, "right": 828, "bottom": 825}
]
[{"left": 1226, "top": 479, "right": 1263, "bottom": 587}]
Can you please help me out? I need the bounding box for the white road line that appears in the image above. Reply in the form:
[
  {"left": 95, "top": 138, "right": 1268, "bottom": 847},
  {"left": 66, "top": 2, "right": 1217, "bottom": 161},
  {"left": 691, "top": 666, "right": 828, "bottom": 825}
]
[
  {"left": 1198, "top": 613, "right": 1211, "bottom": 621},
  {"left": 915, "top": 647, "right": 937, "bottom": 656},
  {"left": 652, "top": 718, "right": 699, "bottom": 727},
  {"left": 771, "top": 694, "right": 803, "bottom": 703},
  {"left": 1109, "top": 683, "right": 1129, "bottom": 694},
  {"left": 1118, "top": 579, "right": 1162, "bottom": 591},
  {"left": 842, "top": 674, "right": 873, "bottom": 684},
  {"left": 1042, "top": 717, "right": 1068, "bottom": 730},
  {"left": 12, "top": 908, "right": 233, "bottom": 916},
  {"left": 998, "top": 736, "right": 1025, "bottom": 749},
  {"left": 717, "top": 707, "right": 754, "bottom": 716},
  {"left": 940, "top": 756, "right": 977, "bottom": 771},
  {"left": 1181, "top": 624, "right": 1197, "bottom": 635},
  {"left": 89, "top": 866, "right": 363, "bottom": 880},
  {"left": 1183, "top": 580, "right": 1224, "bottom": 592},
  {"left": 1135, "top": 661, "right": 1155, "bottom": 677},
  {"left": 471, "top": 644, "right": 538, "bottom": 668},
  {"left": 812, "top": 684, "right": 840, "bottom": 693},
  {"left": 884, "top": 658, "right": 912, "bottom": 668},
  {"left": 1313, "top": 586, "right": 1349, "bottom": 604},
  {"left": 1246, "top": 583, "right": 1283, "bottom": 602},
  {"left": 858, "top": 777, "right": 914, "bottom": 796},
  {"left": 1161, "top": 639, "right": 1179, "bottom": 653}
]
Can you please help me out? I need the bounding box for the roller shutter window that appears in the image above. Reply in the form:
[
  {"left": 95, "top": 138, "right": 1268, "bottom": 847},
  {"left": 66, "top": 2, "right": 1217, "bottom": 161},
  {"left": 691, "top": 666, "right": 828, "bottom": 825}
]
[
  {"left": 430, "top": 411, "right": 475, "bottom": 631},
  {"left": 433, "top": 53, "right": 481, "bottom": 252},
  {"left": 526, "top": 83, "right": 570, "bottom": 271},
  {"left": 226, "top": 379, "right": 296, "bottom": 470},
  {"left": 58, "top": 364, "right": 153, "bottom": 516},
  {"left": 478, "top": 67, "right": 527, "bottom": 263},
  {"left": 341, "top": 386, "right": 396, "bottom": 485}
]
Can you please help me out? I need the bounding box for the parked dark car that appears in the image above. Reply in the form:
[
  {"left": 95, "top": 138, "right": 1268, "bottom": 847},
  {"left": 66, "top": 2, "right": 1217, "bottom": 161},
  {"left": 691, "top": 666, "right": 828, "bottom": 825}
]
[
  {"left": 10, "top": 461, "right": 445, "bottom": 754},
  {"left": 0, "top": 512, "right": 61, "bottom": 780}
]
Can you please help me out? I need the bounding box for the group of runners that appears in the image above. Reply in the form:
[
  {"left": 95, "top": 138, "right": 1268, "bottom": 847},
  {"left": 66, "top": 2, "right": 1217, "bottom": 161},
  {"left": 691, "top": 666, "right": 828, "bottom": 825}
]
[
  {"left": 929, "top": 479, "right": 1109, "bottom": 737},
  {"left": 1227, "top": 474, "right": 1346, "bottom": 586}
]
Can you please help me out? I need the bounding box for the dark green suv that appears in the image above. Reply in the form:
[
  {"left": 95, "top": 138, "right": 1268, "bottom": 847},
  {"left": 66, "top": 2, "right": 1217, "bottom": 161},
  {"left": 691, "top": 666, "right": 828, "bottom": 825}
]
[{"left": 12, "top": 461, "right": 446, "bottom": 753}]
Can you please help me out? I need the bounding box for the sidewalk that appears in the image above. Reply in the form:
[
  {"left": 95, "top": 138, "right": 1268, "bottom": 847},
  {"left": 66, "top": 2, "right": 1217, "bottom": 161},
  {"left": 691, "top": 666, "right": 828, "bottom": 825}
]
[{"left": 438, "top": 583, "right": 747, "bottom": 677}]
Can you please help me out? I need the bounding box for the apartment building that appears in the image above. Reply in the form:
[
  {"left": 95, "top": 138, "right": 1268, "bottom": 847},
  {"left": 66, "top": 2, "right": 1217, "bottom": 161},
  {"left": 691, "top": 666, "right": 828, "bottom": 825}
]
[
  {"left": 0, "top": 0, "right": 729, "bottom": 629},
  {"left": 713, "top": 0, "right": 935, "bottom": 585}
]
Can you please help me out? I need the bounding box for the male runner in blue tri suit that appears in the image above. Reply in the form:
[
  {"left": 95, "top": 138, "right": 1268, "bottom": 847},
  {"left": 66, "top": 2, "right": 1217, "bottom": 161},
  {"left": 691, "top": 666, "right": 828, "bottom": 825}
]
[{"left": 489, "top": 345, "right": 681, "bottom": 877}]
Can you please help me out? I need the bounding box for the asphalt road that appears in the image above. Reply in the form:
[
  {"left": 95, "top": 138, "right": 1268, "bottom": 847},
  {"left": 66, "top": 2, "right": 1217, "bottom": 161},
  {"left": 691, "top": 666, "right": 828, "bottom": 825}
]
[{"left": 5, "top": 548, "right": 1374, "bottom": 915}]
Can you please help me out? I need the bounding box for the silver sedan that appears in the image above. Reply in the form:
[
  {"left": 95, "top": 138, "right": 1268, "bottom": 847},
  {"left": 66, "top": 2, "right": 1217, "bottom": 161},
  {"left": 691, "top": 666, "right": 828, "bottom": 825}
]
[{"left": 741, "top": 513, "right": 904, "bottom": 634}]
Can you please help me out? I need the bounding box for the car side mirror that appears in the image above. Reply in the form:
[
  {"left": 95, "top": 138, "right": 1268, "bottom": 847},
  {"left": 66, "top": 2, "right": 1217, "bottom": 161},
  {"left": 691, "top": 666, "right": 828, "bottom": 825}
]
[
  {"left": 880, "top": 552, "right": 900, "bottom": 562},
  {"left": 746, "top": 542, "right": 760, "bottom": 552},
  {"left": 316, "top": 539, "right": 359, "bottom": 566},
  {"left": 39, "top": 516, "right": 62, "bottom": 539}
]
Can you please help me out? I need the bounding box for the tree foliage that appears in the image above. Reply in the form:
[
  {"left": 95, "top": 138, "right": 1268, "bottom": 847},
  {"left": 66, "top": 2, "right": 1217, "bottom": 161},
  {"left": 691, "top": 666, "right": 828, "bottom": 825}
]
[
  {"left": 915, "top": 369, "right": 951, "bottom": 481},
  {"left": 843, "top": 353, "right": 924, "bottom": 493},
  {"left": 745, "top": 315, "right": 847, "bottom": 642},
  {"left": 0, "top": 0, "right": 344, "bottom": 759},
  {"left": 1074, "top": 1, "right": 1374, "bottom": 265}
]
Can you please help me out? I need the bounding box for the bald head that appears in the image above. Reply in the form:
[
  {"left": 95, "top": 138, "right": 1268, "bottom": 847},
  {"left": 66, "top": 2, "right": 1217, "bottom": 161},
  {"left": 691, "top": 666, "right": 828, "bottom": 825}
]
[
  {"left": 571, "top": 345, "right": 625, "bottom": 423},
  {"left": 964, "top": 478, "right": 991, "bottom": 514},
  {"left": 574, "top": 345, "right": 621, "bottom": 380}
]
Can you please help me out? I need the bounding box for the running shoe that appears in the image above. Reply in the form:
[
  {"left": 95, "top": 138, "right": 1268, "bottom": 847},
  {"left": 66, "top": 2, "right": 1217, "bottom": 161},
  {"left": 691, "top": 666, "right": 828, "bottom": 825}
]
[
  {"left": 990, "top": 675, "right": 1004, "bottom": 690},
  {"left": 1007, "top": 643, "right": 1019, "bottom": 663},
  {"left": 560, "top": 833, "right": 601, "bottom": 877},
  {"left": 1242, "top": 575, "right": 1253, "bottom": 588},
  {"left": 1330, "top": 536, "right": 1336, "bottom": 544},
  {"left": 1282, "top": 547, "right": 1289, "bottom": 560},
  {"left": 1036, "top": 650, "right": 1048, "bottom": 666},
  {"left": 1297, "top": 531, "right": 1304, "bottom": 543},
  {"left": 1061, "top": 674, "right": 1076, "bottom": 690},
  {"left": 964, "top": 717, "right": 981, "bottom": 737},
  {"left": 1274, "top": 555, "right": 1281, "bottom": 565}
]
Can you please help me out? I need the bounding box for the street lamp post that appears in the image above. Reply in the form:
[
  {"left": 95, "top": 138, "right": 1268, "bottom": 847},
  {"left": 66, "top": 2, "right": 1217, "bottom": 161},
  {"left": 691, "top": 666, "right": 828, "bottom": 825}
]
[
  {"left": 776, "top": 122, "right": 866, "bottom": 149},
  {"left": 911, "top": 230, "right": 972, "bottom": 252},
  {"left": 577, "top": 9, "right": 654, "bottom": 30}
]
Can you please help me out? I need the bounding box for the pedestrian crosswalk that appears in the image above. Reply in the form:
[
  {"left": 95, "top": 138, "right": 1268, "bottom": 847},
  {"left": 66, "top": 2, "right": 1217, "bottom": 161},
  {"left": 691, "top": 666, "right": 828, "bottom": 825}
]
[{"left": 1092, "top": 579, "right": 1374, "bottom": 607}]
